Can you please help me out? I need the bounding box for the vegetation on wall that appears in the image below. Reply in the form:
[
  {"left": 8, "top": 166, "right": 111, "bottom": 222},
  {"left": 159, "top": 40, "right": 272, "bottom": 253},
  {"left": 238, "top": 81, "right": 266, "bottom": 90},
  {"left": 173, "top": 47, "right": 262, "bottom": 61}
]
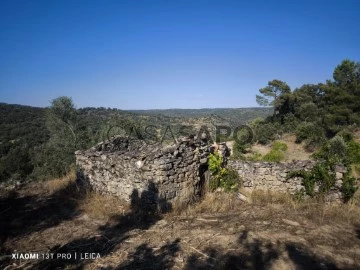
[
  {"left": 208, "top": 153, "right": 241, "bottom": 192},
  {"left": 287, "top": 135, "right": 359, "bottom": 202}
]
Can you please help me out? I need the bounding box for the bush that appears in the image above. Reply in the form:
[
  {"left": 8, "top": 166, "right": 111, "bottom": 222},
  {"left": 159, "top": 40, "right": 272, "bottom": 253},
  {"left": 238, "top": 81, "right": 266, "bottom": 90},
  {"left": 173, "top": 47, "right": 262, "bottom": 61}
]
[
  {"left": 247, "top": 151, "right": 262, "bottom": 161},
  {"left": 309, "top": 136, "right": 359, "bottom": 202},
  {"left": 221, "top": 168, "right": 242, "bottom": 192},
  {"left": 287, "top": 162, "right": 335, "bottom": 197},
  {"left": 254, "top": 123, "right": 278, "bottom": 145},
  {"left": 295, "top": 122, "right": 326, "bottom": 149},
  {"left": 347, "top": 139, "right": 360, "bottom": 163},
  {"left": 263, "top": 150, "right": 284, "bottom": 162},
  {"left": 262, "top": 141, "right": 287, "bottom": 162},
  {"left": 327, "top": 136, "right": 347, "bottom": 161},
  {"left": 314, "top": 135, "right": 359, "bottom": 165},
  {"left": 282, "top": 113, "right": 299, "bottom": 132},
  {"left": 208, "top": 153, "right": 241, "bottom": 192},
  {"left": 272, "top": 141, "right": 288, "bottom": 151},
  {"left": 208, "top": 152, "right": 223, "bottom": 175},
  {"left": 232, "top": 141, "right": 251, "bottom": 160},
  {"left": 342, "top": 173, "right": 358, "bottom": 203}
]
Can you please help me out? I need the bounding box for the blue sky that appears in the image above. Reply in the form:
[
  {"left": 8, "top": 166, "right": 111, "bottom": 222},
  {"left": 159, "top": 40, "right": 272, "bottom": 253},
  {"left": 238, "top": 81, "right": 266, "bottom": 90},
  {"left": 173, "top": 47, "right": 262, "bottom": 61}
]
[{"left": 0, "top": 0, "right": 359, "bottom": 109}]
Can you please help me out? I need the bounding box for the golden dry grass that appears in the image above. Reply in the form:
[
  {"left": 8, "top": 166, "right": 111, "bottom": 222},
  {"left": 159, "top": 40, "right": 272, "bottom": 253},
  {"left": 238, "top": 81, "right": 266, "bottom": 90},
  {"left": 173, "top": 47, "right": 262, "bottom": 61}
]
[
  {"left": 351, "top": 164, "right": 360, "bottom": 179},
  {"left": 353, "top": 128, "right": 360, "bottom": 143},
  {"left": 171, "top": 192, "right": 239, "bottom": 217},
  {"left": 238, "top": 133, "right": 312, "bottom": 161},
  {"left": 247, "top": 189, "right": 296, "bottom": 206},
  {"left": 45, "top": 170, "right": 128, "bottom": 221},
  {"left": 78, "top": 192, "right": 129, "bottom": 220},
  {"left": 249, "top": 189, "right": 360, "bottom": 226},
  {"left": 45, "top": 169, "right": 360, "bottom": 226},
  {"left": 46, "top": 169, "right": 77, "bottom": 193},
  {"left": 178, "top": 189, "right": 360, "bottom": 227}
]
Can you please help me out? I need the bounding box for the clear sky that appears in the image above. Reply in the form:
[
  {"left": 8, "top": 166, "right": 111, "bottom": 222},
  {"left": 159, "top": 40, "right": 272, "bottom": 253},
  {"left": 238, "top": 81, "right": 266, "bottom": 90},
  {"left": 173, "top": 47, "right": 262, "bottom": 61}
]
[{"left": 0, "top": 0, "right": 359, "bottom": 109}]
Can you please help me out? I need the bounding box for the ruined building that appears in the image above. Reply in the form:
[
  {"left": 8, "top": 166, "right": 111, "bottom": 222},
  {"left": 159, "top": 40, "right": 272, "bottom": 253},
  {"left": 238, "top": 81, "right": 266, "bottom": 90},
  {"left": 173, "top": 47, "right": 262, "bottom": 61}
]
[{"left": 75, "top": 136, "right": 211, "bottom": 210}]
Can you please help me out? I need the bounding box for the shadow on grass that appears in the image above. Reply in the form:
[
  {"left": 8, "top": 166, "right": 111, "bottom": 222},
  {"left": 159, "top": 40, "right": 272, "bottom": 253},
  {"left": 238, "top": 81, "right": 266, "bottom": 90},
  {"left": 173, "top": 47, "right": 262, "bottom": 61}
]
[
  {"left": 184, "top": 230, "right": 279, "bottom": 270},
  {"left": 0, "top": 182, "right": 83, "bottom": 268},
  {"left": 32, "top": 181, "right": 171, "bottom": 269},
  {"left": 285, "top": 242, "right": 340, "bottom": 270},
  {"left": 183, "top": 230, "right": 348, "bottom": 270},
  {"left": 0, "top": 182, "right": 81, "bottom": 244},
  {"left": 114, "top": 238, "right": 181, "bottom": 270}
]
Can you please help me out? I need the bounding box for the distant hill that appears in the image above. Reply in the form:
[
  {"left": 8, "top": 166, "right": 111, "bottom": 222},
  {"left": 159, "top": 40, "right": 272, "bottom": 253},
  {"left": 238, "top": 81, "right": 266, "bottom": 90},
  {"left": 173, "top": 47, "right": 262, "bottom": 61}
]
[
  {"left": 0, "top": 104, "right": 271, "bottom": 150},
  {"left": 0, "top": 102, "right": 271, "bottom": 182},
  {"left": 0, "top": 103, "right": 49, "bottom": 151},
  {"left": 129, "top": 107, "right": 272, "bottom": 125}
]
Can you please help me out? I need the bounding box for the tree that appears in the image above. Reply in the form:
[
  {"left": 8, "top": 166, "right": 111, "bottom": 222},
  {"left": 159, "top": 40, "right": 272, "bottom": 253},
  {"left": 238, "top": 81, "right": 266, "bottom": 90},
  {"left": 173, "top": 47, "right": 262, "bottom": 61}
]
[
  {"left": 333, "top": 59, "right": 360, "bottom": 90},
  {"left": 31, "top": 96, "right": 79, "bottom": 179},
  {"left": 256, "top": 79, "right": 291, "bottom": 116},
  {"left": 47, "top": 96, "right": 78, "bottom": 147}
]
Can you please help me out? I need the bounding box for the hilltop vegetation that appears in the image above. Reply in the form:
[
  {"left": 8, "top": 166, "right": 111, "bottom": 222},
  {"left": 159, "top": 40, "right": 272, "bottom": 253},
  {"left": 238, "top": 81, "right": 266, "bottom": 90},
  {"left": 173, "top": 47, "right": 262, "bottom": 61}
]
[
  {"left": 0, "top": 102, "right": 268, "bottom": 183},
  {"left": 230, "top": 59, "right": 360, "bottom": 202},
  {"left": 130, "top": 107, "right": 271, "bottom": 124},
  {"left": 254, "top": 59, "right": 360, "bottom": 147}
]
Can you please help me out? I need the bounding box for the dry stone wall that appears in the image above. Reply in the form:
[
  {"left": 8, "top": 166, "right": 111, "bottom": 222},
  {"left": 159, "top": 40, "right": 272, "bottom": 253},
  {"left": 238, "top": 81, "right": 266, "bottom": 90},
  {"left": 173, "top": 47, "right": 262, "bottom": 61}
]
[
  {"left": 228, "top": 160, "right": 345, "bottom": 202},
  {"left": 76, "top": 135, "right": 346, "bottom": 206},
  {"left": 75, "top": 136, "right": 210, "bottom": 209}
]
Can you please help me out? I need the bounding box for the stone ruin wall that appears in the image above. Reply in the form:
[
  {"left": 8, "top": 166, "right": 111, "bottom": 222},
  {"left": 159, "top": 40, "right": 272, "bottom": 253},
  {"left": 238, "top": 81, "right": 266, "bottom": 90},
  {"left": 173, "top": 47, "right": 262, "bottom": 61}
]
[
  {"left": 228, "top": 160, "right": 345, "bottom": 202},
  {"left": 76, "top": 136, "right": 346, "bottom": 205},
  {"left": 75, "top": 137, "right": 210, "bottom": 209}
]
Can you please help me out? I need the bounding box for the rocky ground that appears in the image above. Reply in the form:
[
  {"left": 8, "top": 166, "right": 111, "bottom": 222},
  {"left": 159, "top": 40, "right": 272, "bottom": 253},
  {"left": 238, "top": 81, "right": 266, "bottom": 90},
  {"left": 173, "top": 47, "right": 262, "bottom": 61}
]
[{"left": 1, "top": 180, "right": 360, "bottom": 270}]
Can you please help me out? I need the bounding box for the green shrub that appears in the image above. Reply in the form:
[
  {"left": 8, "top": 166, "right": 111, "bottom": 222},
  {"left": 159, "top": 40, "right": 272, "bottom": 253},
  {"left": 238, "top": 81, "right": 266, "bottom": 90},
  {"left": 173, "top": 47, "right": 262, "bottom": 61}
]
[
  {"left": 282, "top": 113, "right": 299, "bottom": 132},
  {"left": 221, "top": 168, "right": 242, "bottom": 192},
  {"left": 263, "top": 150, "right": 284, "bottom": 162},
  {"left": 342, "top": 173, "right": 358, "bottom": 203},
  {"left": 347, "top": 139, "right": 360, "bottom": 163},
  {"left": 232, "top": 141, "right": 250, "bottom": 159},
  {"left": 208, "top": 153, "right": 241, "bottom": 192},
  {"left": 287, "top": 162, "right": 335, "bottom": 197},
  {"left": 208, "top": 152, "right": 223, "bottom": 175},
  {"left": 254, "top": 123, "right": 277, "bottom": 145},
  {"left": 295, "top": 122, "right": 326, "bottom": 148},
  {"left": 247, "top": 151, "right": 262, "bottom": 161},
  {"left": 262, "top": 141, "right": 287, "bottom": 162},
  {"left": 287, "top": 170, "right": 315, "bottom": 196},
  {"left": 314, "top": 135, "right": 360, "bottom": 165},
  {"left": 272, "top": 141, "right": 288, "bottom": 151},
  {"left": 336, "top": 129, "right": 354, "bottom": 142},
  {"left": 312, "top": 163, "right": 336, "bottom": 193},
  {"left": 327, "top": 136, "right": 347, "bottom": 161}
]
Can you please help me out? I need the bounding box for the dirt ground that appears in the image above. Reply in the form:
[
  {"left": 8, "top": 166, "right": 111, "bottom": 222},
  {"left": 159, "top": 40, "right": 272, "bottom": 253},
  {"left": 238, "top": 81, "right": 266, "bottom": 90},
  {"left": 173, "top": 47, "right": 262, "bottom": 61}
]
[
  {"left": 1, "top": 180, "right": 360, "bottom": 270},
  {"left": 227, "top": 134, "right": 312, "bottom": 161}
]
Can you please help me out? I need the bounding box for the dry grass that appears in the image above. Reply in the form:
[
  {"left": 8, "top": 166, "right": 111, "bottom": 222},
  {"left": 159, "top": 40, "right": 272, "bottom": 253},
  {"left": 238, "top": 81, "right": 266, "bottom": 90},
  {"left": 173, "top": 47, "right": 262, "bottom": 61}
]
[
  {"left": 78, "top": 192, "right": 129, "bottom": 220},
  {"left": 247, "top": 189, "right": 296, "bottom": 207},
  {"left": 240, "top": 133, "right": 312, "bottom": 161},
  {"left": 178, "top": 189, "right": 360, "bottom": 227},
  {"left": 173, "top": 192, "right": 239, "bottom": 217},
  {"left": 354, "top": 128, "right": 360, "bottom": 143},
  {"left": 45, "top": 170, "right": 128, "bottom": 221},
  {"left": 351, "top": 164, "right": 360, "bottom": 179},
  {"left": 46, "top": 169, "right": 77, "bottom": 193},
  {"left": 45, "top": 169, "right": 360, "bottom": 226},
  {"left": 248, "top": 189, "right": 360, "bottom": 226},
  {"left": 297, "top": 200, "right": 360, "bottom": 225}
]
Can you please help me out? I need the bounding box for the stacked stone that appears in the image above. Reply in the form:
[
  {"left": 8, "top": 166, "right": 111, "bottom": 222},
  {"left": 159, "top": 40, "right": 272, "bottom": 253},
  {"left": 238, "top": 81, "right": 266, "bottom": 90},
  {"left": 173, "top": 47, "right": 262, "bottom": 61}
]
[
  {"left": 75, "top": 136, "right": 211, "bottom": 206},
  {"left": 228, "top": 160, "right": 344, "bottom": 202}
]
